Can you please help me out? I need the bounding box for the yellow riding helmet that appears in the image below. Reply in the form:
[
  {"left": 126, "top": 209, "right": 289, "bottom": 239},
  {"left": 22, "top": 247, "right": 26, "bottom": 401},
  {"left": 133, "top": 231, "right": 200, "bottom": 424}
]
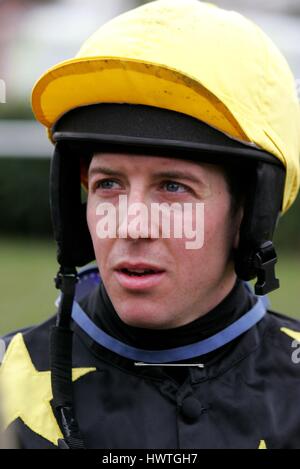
[{"left": 32, "top": 0, "right": 300, "bottom": 213}]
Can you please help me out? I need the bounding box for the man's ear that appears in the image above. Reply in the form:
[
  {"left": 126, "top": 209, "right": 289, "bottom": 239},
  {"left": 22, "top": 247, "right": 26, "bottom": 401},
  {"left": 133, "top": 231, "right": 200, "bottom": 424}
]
[{"left": 233, "top": 206, "right": 244, "bottom": 249}]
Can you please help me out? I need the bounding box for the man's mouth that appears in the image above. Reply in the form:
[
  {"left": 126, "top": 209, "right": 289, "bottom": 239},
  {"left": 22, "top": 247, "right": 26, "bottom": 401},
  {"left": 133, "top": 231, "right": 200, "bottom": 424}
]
[
  {"left": 118, "top": 268, "right": 162, "bottom": 277},
  {"left": 114, "top": 264, "right": 166, "bottom": 290}
]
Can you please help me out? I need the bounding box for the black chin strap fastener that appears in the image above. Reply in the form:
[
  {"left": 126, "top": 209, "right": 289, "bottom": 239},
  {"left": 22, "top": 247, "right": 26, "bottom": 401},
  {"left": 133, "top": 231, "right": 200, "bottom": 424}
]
[
  {"left": 54, "top": 267, "right": 79, "bottom": 297},
  {"left": 253, "top": 241, "right": 279, "bottom": 296}
]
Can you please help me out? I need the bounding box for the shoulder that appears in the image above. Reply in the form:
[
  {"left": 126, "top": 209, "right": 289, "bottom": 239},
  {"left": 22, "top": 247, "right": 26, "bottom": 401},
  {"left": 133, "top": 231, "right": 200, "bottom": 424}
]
[
  {"left": 264, "top": 309, "right": 300, "bottom": 344},
  {"left": 0, "top": 311, "right": 98, "bottom": 375},
  {"left": 0, "top": 315, "right": 55, "bottom": 363},
  {"left": 256, "top": 309, "right": 300, "bottom": 374},
  {"left": 0, "top": 315, "right": 56, "bottom": 369}
]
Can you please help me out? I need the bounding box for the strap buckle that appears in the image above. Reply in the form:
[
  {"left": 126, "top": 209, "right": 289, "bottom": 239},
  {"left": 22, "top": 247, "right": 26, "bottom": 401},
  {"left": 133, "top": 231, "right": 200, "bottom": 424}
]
[
  {"left": 55, "top": 267, "right": 79, "bottom": 290},
  {"left": 253, "top": 241, "right": 279, "bottom": 295}
]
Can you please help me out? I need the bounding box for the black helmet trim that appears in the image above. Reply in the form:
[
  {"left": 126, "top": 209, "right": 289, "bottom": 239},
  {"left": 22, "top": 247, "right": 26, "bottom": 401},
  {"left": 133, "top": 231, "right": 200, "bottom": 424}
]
[
  {"left": 52, "top": 104, "right": 282, "bottom": 167},
  {"left": 50, "top": 144, "right": 94, "bottom": 267}
]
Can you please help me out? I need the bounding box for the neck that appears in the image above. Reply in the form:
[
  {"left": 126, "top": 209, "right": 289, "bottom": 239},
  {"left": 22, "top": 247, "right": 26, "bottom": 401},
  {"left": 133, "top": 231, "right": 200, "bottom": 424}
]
[
  {"left": 79, "top": 276, "right": 256, "bottom": 351},
  {"left": 170, "top": 271, "right": 238, "bottom": 329}
]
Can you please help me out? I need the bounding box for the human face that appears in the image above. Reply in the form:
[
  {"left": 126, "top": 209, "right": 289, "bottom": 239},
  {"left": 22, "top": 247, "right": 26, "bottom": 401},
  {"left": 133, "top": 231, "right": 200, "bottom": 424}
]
[{"left": 87, "top": 153, "right": 242, "bottom": 329}]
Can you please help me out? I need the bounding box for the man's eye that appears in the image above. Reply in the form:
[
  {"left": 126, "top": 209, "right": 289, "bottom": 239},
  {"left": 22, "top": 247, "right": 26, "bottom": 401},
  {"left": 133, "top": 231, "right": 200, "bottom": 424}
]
[
  {"left": 95, "top": 179, "right": 120, "bottom": 190},
  {"left": 162, "top": 181, "right": 189, "bottom": 193}
]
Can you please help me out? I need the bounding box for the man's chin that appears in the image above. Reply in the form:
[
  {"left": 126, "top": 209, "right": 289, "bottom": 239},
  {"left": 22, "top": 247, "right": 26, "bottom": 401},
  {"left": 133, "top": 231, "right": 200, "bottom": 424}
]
[{"left": 114, "top": 304, "right": 168, "bottom": 330}]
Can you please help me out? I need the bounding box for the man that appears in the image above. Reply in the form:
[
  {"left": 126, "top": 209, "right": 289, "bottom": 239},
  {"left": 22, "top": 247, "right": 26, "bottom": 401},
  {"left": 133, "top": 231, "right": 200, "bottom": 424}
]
[{"left": 1, "top": 0, "right": 300, "bottom": 449}]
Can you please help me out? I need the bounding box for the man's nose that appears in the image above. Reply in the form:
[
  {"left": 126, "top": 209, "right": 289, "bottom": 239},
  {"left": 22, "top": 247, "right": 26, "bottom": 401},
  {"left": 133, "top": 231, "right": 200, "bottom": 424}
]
[{"left": 117, "top": 188, "right": 156, "bottom": 240}]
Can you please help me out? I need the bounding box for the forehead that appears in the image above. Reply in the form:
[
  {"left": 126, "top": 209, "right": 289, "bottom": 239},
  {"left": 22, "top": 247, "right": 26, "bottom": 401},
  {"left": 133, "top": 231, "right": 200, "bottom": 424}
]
[{"left": 89, "top": 152, "right": 225, "bottom": 182}]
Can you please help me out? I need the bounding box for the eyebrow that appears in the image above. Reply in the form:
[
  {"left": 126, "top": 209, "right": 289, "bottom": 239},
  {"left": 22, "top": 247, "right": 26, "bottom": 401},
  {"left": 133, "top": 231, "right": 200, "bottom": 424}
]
[
  {"left": 152, "top": 170, "right": 207, "bottom": 186},
  {"left": 88, "top": 166, "right": 124, "bottom": 179},
  {"left": 88, "top": 166, "right": 208, "bottom": 186}
]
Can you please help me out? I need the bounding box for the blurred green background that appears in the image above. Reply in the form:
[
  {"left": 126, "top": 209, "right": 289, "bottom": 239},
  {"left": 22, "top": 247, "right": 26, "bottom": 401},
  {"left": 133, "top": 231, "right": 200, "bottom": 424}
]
[{"left": 0, "top": 0, "right": 299, "bottom": 336}]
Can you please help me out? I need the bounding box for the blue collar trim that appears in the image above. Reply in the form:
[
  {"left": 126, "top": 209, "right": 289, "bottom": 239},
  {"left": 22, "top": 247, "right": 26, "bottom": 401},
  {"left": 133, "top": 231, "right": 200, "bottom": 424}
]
[{"left": 71, "top": 296, "right": 266, "bottom": 363}]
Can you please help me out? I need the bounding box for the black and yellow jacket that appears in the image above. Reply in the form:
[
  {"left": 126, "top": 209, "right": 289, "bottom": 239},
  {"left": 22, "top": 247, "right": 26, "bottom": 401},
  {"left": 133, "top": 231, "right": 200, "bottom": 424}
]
[{"left": 1, "top": 276, "right": 300, "bottom": 449}]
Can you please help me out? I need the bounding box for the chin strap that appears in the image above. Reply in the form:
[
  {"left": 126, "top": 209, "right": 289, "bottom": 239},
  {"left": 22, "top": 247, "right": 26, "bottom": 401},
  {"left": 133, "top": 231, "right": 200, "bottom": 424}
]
[
  {"left": 50, "top": 266, "right": 85, "bottom": 450},
  {"left": 253, "top": 241, "right": 279, "bottom": 296}
]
